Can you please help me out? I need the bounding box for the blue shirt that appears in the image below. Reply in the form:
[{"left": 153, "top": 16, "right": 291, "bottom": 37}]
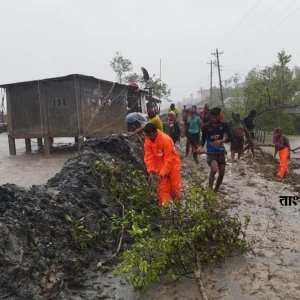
[
  {"left": 201, "top": 122, "right": 231, "bottom": 153},
  {"left": 187, "top": 115, "right": 201, "bottom": 134}
]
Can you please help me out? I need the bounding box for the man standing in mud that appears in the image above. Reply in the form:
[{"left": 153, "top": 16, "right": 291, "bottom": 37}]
[
  {"left": 197, "top": 107, "right": 231, "bottom": 192},
  {"left": 243, "top": 110, "right": 256, "bottom": 157},
  {"left": 143, "top": 123, "right": 182, "bottom": 206}
]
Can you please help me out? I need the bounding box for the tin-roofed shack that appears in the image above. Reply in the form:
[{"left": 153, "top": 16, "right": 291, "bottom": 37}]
[{"left": 1, "top": 74, "right": 151, "bottom": 155}]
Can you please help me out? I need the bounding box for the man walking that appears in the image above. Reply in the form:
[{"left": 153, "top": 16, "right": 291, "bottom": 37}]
[
  {"left": 186, "top": 107, "right": 202, "bottom": 164},
  {"left": 168, "top": 103, "right": 180, "bottom": 119},
  {"left": 144, "top": 123, "right": 182, "bottom": 206},
  {"left": 229, "top": 112, "right": 249, "bottom": 161},
  {"left": 197, "top": 107, "right": 231, "bottom": 192},
  {"left": 243, "top": 110, "right": 256, "bottom": 157},
  {"left": 199, "top": 104, "right": 211, "bottom": 124}
]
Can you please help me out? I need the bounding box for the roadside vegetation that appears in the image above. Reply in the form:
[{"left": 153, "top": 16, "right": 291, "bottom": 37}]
[
  {"left": 85, "top": 159, "right": 253, "bottom": 299},
  {"left": 211, "top": 51, "right": 300, "bottom": 134}
]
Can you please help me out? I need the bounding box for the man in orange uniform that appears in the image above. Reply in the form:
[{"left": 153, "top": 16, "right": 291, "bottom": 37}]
[
  {"left": 144, "top": 123, "right": 182, "bottom": 206},
  {"left": 273, "top": 128, "right": 290, "bottom": 178}
]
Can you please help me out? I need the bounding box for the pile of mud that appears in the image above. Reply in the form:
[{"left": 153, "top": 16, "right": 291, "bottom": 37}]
[{"left": 0, "top": 134, "right": 144, "bottom": 300}]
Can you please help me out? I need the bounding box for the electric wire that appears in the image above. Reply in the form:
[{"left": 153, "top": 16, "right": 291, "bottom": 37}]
[
  {"left": 220, "top": 0, "right": 261, "bottom": 47},
  {"left": 243, "top": 3, "right": 300, "bottom": 52}
]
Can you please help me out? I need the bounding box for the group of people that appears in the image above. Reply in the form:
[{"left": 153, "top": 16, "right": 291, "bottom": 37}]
[{"left": 125, "top": 103, "right": 291, "bottom": 206}]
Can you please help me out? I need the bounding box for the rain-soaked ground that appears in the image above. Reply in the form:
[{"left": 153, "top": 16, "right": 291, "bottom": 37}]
[
  {"left": 141, "top": 138, "right": 300, "bottom": 300},
  {"left": 1, "top": 132, "right": 300, "bottom": 299}
]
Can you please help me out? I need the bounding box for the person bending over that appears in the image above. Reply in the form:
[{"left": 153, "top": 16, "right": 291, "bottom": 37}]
[{"left": 144, "top": 123, "right": 182, "bottom": 206}]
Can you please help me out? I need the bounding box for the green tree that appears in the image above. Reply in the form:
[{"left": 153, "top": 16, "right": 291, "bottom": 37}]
[
  {"left": 147, "top": 76, "right": 171, "bottom": 99},
  {"left": 125, "top": 72, "right": 141, "bottom": 84},
  {"left": 243, "top": 50, "right": 299, "bottom": 133},
  {"left": 110, "top": 52, "right": 171, "bottom": 99},
  {"left": 223, "top": 73, "right": 246, "bottom": 118},
  {"left": 110, "top": 52, "right": 133, "bottom": 83},
  {"left": 125, "top": 72, "right": 171, "bottom": 99}
]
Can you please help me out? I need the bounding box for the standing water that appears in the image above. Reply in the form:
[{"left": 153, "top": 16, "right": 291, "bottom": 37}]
[{"left": 0, "top": 133, "right": 74, "bottom": 187}]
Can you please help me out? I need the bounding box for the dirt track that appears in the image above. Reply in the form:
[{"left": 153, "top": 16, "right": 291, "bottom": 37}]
[
  {"left": 143, "top": 140, "right": 300, "bottom": 300},
  {"left": 1, "top": 134, "right": 300, "bottom": 299}
]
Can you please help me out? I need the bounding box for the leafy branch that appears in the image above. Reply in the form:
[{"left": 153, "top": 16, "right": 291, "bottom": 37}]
[{"left": 114, "top": 173, "right": 253, "bottom": 299}]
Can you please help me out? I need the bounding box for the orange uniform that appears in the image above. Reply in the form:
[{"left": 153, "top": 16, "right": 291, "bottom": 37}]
[
  {"left": 144, "top": 130, "right": 182, "bottom": 206},
  {"left": 277, "top": 147, "right": 289, "bottom": 178}
]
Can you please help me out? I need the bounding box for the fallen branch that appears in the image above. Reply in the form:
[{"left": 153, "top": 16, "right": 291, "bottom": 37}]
[
  {"left": 255, "top": 144, "right": 300, "bottom": 153},
  {"left": 115, "top": 198, "right": 125, "bottom": 255},
  {"left": 193, "top": 151, "right": 226, "bottom": 155},
  {"left": 96, "top": 198, "right": 125, "bottom": 268},
  {"left": 257, "top": 104, "right": 300, "bottom": 116},
  {"left": 254, "top": 144, "right": 274, "bottom": 147},
  {"left": 194, "top": 253, "right": 208, "bottom": 300}
]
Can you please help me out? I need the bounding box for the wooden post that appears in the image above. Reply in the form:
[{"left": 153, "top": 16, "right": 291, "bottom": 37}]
[
  {"left": 8, "top": 135, "right": 16, "bottom": 155},
  {"left": 25, "top": 138, "right": 31, "bottom": 153},
  {"left": 259, "top": 130, "right": 262, "bottom": 142},
  {"left": 44, "top": 137, "right": 51, "bottom": 155},
  {"left": 37, "top": 138, "right": 43, "bottom": 149}
]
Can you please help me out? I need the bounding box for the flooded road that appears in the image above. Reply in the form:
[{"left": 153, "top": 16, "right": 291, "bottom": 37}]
[
  {"left": 1, "top": 132, "right": 300, "bottom": 299},
  {"left": 0, "top": 133, "right": 74, "bottom": 187}
]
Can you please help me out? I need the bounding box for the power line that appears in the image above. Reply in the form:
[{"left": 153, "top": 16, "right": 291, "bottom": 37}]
[
  {"left": 219, "top": 1, "right": 300, "bottom": 70},
  {"left": 243, "top": 3, "right": 300, "bottom": 52},
  {"left": 220, "top": 0, "right": 297, "bottom": 61},
  {"left": 246, "top": 0, "right": 296, "bottom": 32},
  {"left": 212, "top": 49, "right": 224, "bottom": 107},
  {"left": 220, "top": 0, "right": 261, "bottom": 46}
]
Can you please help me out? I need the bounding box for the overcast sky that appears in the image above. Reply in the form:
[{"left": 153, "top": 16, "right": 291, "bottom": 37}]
[{"left": 1, "top": 0, "right": 300, "bottom": 103}]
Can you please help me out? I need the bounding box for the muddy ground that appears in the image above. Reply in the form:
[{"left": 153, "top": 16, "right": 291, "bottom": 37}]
[
  {"left": 141, "top": 140, "right": 300, "bottom": 300},
  {"left": 1, "top": 133, "right": 300, "bottom": 299},
  {"left": 0, "top": 134, "right": 145, "bottom": 300}
]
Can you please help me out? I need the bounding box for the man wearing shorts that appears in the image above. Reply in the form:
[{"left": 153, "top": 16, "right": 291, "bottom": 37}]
[{"left": 197, "top": 107, "right": 231, "bottom": 192}]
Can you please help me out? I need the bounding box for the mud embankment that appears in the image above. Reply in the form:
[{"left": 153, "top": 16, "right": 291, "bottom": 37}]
[{"left": 0, "top": 134, "right": 144, "bottom": 300}]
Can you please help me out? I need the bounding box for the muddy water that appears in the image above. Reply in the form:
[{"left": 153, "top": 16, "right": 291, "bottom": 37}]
[
  {"left": 0, "top": 133, "right": 74, "bottom": 187},
  {"left": 1, "top": 132, "right": 300, "bottom": 299}
]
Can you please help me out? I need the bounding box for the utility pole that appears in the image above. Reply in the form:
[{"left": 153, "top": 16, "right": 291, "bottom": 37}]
[
  {"left": 212, "top": 49, "right": 224, "bottom": 107},
  {"left": 207, "top": 60, "right": 213, "bottom": 103},
  {"left": 159, "top": 58, "right": 162, "bottom": 101},
  {"left": 200, "top": 87, "right": 203, "bottom": 102}
]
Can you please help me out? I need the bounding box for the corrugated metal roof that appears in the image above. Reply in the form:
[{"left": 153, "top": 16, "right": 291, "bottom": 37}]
[{"left": 0, "top": 74, "right": 127, "bottom": 88}]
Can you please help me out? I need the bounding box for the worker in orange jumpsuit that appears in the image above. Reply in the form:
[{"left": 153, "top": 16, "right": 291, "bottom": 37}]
[
  {"left": 144, "top": 123, "right": 182, "bottom": 206},
  {"left": 273, "top": 128, "right": 290, "bottom": 178}
]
